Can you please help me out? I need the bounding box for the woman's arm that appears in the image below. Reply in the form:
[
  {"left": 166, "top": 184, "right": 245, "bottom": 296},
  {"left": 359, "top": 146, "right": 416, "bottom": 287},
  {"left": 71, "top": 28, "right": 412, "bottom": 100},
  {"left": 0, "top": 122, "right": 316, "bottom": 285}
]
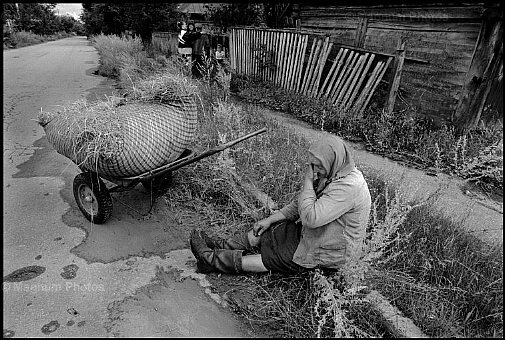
[{"left": 253, "top": 210, "right": 287, "bottom": 237}]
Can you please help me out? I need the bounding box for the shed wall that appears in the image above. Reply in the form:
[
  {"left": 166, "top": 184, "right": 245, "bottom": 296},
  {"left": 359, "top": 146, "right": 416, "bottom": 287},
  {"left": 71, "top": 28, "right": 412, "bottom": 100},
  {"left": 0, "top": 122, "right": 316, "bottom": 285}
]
[{"left": 297, "top": 4, "right": 486, "bottom": 123}]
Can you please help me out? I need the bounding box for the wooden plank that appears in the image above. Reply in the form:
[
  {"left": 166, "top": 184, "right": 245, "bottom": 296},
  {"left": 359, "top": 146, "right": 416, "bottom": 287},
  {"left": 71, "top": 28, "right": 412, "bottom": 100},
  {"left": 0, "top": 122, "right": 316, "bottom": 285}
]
[
  {"left": 282, "top": 32, "right": 295, "bottom": 88},
  {"left": 278, "top": 31, "right": 287, "bottom": 86},
  {"left": 359, "top": 57, "right": 393, "bottom": 115},
  {"left": 287, "top": 34, "right": 301, "bottom": 91},
  {"left": 245, "top": 29, "right": 250, "bottom": 76},
  {"left": 274, "top": 32, "right": 283, "bottom": 84},
  {"left": 367, "top": 21, "right": 482, "bottom": 33},
  {"left": 308, "top": 37, "right": 329, "bottom": 95},
  {"left": 281, "top": 32, "right": 291, "bottom": 85},
  {"left": 341, "top": 53, "right": 369, "bottom": 108},
  {"left": 303, "top": 38, "right": 323, "bottom": 95},
  {"left": 263, "top": 30, "right": 269, "bottom": 81},
  {"left": 272, "top": 31, "right": 280, "bottom": 82},
  {"left": 242, "top": 29, "right": 246, "bottom": 75},
  {"left": 249, "top": 29, "right": 253, "bottom": 76},
  {"left": 268, "top": 31, "right": 275, "bottom": 82},
  {"left": 255, "top": 29, "right": 260, "bottom": 77},
  {"left": 252, "top": 29, "right": 257, "bottom": 76},
  {"left": 319, "top": 47, "right": 344, "bottom": 98},
  {"left": 236, "top": 29, "right": 240, "bottom": 73},
  {"left": 344, "top": 53, "right": 376, "bottom": 111},
  {"left": 298, "top": 5, "right": 485, "bottom": 20},
  {"left": 302, "top": 38, "right": 322, "bottom": 94},
  {"left": 286, "top": 33, "right": 297, "bottom": 90},
  {"left": 286, "top": 33, "right": 300, "bottom": 90},
  {"left": 453, "top": 18, "right": 503, "bottom": 131},
  {"left": 333, "top": 53, "right": 363, "bottom": 106},
  {"left": 300, "top": 37, "right": 317, "bottom": 93},
  {"left": 351, "top": 60, "right": 384, "bottom": 114},
  {"left": 239, "top": 29, "right": 244, "bottom": 74},
  {"left": 283, "top": 32, "right": 294, "bottom": 88},
  {"left": 241, "top": 29, "right": 245, "bottom": 75},
  {"left": 230, "top": 29, "right": 234, "bottom": 70},
  {"left": 330, "top": 51, "right": 359, "bottom": 103},
  {"left": 386, "top": 39, "right": 407, "bottom": 115},
  {"left": 354, "top": 16, "right": 369, "bottom": 48},
  {"left": 312, "top": 39, "right": 333, "bottom": 96},
  {"left": 324, "top": 48, "right": 350, "bottom": 98},
  {"left": 295, "top": 35, "right": 309, "bottom": 92}
]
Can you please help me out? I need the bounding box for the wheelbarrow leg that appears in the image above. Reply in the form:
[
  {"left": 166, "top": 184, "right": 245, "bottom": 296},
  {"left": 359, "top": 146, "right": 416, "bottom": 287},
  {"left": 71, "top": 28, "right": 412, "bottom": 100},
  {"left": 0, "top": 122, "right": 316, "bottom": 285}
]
[{"left": 147, "top": 187, "right": 156, "bottom": 215}]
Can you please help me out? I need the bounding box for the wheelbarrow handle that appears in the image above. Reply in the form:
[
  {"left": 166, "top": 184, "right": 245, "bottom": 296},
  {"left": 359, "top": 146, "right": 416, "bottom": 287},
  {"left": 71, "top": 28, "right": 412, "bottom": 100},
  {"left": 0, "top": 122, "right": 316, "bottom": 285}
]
[{"left": 168, "top": 127, "right": 267, "bottom": 173}]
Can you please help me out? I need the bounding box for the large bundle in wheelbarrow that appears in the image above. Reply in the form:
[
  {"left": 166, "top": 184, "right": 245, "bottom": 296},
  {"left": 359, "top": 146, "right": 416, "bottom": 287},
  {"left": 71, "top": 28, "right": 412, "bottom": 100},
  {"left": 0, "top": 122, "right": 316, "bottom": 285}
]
[{"left": 38, "top": 96, "right": 198, "bottom": 178}]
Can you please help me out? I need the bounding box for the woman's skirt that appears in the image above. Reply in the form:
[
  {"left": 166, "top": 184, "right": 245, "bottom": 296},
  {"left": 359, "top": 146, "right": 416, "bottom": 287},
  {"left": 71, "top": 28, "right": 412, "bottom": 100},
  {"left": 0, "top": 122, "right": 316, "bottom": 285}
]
[{"left": 260, "top": 220, "right": 306, "bottom": 273}]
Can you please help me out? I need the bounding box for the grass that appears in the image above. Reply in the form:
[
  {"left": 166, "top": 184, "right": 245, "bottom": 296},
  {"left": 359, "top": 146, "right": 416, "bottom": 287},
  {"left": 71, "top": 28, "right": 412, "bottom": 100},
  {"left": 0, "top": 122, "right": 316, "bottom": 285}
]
[
  {"left": 92, "top": 34, "right": 503, "bottom": 338},
  {"left": 4, "top": 30, "right": 75, "bottom": 49},
  {"left": 231, "top": 74, "right": 503, "bottom": 197}
]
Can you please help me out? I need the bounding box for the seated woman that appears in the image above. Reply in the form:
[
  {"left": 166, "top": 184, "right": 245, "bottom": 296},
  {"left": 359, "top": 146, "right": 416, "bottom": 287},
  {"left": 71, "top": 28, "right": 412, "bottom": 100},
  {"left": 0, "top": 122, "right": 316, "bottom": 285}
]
[{"left": 189, "top": 136, "right": 372, "bottom": 274}]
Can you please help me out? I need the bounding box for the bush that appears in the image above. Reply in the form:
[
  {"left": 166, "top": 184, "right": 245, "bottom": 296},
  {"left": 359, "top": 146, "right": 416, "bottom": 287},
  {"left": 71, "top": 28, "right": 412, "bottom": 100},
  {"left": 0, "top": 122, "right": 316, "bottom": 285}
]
[
  {"left": 92, "top": 33, "right": 145, "bottom": 78},
  {"left": 9, "top": 30, "right": 45, "bottom": 47},
  {"left": 231, "top": 75, "right": 504, "bottom": 195}
]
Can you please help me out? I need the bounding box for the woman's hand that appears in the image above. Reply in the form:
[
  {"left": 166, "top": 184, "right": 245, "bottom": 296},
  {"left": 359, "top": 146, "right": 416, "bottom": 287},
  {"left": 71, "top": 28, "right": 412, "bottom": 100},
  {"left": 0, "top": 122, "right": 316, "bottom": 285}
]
[
  {"left": 303, "top": 163, "right": 315, "bottom": 189},
  {"left": 253, "top": 218, "right": 271, "bottom": 237}
]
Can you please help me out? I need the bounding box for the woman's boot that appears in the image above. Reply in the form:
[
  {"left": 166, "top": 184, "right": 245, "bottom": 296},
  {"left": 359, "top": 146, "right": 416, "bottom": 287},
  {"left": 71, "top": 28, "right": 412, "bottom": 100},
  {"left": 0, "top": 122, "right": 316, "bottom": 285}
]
[
  {"left": 190, "top": 229, "right": 243, "bottom": 274},
  {"left": 199, "top": 229, "right": 252, "bottom": 251}
]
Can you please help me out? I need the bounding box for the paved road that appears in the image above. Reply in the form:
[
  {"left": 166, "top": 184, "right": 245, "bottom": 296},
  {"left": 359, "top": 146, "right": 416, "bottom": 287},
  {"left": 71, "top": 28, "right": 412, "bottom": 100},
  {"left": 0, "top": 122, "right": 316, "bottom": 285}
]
[{"left": 3, "top": 37, "right": 251, "bottom": 338}]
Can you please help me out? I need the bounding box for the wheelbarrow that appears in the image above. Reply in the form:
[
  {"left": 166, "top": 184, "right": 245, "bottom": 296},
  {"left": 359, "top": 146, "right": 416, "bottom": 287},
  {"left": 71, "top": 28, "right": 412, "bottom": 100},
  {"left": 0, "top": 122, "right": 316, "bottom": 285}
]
[{"left": 73, "top": 128, "right": 267, "bottom": 224}]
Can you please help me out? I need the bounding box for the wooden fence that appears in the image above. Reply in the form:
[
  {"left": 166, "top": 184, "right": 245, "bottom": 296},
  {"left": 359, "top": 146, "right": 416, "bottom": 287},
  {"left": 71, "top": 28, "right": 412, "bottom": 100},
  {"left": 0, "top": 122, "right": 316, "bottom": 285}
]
[{"left": 229, "top": 27, "right": 393, "bottom": 115}]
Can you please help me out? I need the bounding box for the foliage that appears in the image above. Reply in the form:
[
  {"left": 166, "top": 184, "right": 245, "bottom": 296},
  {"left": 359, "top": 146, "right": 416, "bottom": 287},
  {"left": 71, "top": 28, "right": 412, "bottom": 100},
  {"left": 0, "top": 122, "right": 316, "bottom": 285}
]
[
  {"left": 372, "top": 205, "right": 503, "bottom": 337},
  {"left": 81, "top": 3, "right": 179, "bottom": 43},
  {"left": 204, "top": 3, "right": 266, "bottom": 31},
  {"left": 2, "top": 3, "right": 83, "bottom": 37},
  {"left": 231, "top": 74, "right": 504, "bottom": 195},
  {"left": 5, "top": 30, "right": 75, "bottom": 49},
  {"left": 92, "top": 33, "right": 146, "bottom": 78}
]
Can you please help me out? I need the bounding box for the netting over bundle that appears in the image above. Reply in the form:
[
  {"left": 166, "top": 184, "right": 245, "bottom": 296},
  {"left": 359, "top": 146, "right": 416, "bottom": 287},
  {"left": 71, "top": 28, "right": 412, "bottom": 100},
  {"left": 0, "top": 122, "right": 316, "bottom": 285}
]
[{"left": 39, "top": 97, "right": 198, "bottom": 178}]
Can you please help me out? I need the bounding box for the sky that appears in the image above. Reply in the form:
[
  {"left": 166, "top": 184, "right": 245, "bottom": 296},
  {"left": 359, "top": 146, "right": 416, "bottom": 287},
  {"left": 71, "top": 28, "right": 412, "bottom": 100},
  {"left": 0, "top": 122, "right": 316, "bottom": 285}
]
[{"left": 54, "top": 3, "right": 83, "bottom": 21}]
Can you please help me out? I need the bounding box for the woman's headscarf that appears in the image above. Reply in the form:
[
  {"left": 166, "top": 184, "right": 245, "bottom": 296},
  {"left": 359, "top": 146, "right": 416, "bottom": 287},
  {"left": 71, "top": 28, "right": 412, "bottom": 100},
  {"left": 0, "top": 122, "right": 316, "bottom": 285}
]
[{"left": 308, "top": 137, "right": 356, "bottom": 196}]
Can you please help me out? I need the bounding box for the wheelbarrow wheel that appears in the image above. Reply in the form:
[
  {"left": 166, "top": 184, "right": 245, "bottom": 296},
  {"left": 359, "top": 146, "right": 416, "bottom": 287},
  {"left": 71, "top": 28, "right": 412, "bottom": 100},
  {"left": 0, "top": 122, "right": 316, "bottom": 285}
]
[
  {"left": 73, "top": 172, "right": 113, "bottom": 224},
  {"left": 141, "top": 172, "right": 173, "bottom": 193}
]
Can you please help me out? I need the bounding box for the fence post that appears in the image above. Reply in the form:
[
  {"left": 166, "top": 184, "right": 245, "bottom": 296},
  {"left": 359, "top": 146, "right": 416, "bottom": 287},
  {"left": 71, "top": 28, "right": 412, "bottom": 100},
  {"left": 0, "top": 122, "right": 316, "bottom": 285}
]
[{"left": 385, "top": 37, "right": 406, "bottom": 115}]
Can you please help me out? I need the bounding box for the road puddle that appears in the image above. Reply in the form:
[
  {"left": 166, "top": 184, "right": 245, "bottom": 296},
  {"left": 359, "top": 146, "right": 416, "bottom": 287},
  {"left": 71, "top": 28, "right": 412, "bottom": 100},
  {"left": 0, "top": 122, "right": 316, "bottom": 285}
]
[{"left": 3, "top": 266, "right": 46, "bottom": 282}]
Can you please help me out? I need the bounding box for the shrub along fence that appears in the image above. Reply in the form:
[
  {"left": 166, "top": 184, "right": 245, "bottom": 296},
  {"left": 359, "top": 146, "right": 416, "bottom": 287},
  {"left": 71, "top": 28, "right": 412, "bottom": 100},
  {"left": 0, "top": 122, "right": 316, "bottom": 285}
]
[{"left": 229, "top": 27, "right": 399, "bottom": 117}]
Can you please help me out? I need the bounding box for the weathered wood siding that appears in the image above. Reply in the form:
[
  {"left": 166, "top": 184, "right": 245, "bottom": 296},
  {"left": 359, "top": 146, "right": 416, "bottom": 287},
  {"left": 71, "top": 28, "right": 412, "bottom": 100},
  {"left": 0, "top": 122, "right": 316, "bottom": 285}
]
[{"left": 297, "top": 4, "right": 487, "bottom": 124}]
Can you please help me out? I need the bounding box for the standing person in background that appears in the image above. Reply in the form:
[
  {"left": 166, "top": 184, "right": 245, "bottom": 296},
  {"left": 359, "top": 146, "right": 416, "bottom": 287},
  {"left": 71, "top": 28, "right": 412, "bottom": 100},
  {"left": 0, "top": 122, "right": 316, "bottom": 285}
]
[
  {"left": 177, "top": 21, "right": 191, "bottom": 63},
  {"left": 178, "top": 22, "right": 200, "bottom": 66},
  {"left": 191, "top": 25, "right": 210, "bottom": 78}
]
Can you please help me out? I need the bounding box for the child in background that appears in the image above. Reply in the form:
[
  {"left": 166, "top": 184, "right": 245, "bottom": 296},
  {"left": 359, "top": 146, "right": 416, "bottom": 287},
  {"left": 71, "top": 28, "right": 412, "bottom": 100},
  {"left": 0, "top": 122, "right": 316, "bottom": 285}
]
[{"left": 215, "top": 44, "right": 225, "bottom": 63}]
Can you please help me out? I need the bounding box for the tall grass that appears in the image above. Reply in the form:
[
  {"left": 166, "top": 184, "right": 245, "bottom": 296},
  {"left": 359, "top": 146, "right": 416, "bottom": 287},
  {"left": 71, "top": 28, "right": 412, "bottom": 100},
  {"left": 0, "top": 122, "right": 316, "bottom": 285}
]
[
  {"left": 231, "top": 75, "right": 503, "bottom": 196},
  {"left": 4, "top": 30, "right": 74, "bottom": 49},
  {"left": 93, "top": 36, "right": 503, "bottom": 338},
  {"left": 92, "top": 33, "right": 146, "bottom": 78}
]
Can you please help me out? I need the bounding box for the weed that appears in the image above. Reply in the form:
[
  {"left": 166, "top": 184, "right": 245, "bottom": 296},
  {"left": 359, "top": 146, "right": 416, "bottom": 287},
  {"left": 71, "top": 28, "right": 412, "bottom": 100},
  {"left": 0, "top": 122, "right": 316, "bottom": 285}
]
[
  {"left": 93, "top": 36, "right": 503, "bottom": 338},
  {"left": 231, "top": 75, "right": 503, "bottom": 195}
]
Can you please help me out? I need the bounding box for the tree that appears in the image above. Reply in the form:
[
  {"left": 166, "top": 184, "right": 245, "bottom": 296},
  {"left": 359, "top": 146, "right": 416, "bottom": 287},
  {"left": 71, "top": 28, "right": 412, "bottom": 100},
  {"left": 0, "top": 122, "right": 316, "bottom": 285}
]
[
  {"left": 80, "top": 3, "right": 179, "bottom": 44},
  {"left": 204, "top": 3, "right": 266, "bottom": 31}
]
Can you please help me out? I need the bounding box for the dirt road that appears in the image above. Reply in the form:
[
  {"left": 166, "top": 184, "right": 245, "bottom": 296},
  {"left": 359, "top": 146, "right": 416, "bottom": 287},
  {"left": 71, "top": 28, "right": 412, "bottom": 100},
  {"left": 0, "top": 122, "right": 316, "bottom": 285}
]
[{"left": 3, "top": 37, "right": 252, "bottom": 337}]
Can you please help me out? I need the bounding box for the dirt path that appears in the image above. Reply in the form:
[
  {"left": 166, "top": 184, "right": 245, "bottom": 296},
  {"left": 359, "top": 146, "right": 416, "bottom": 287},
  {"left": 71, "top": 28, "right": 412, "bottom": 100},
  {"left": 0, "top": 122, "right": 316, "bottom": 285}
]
[{"left": 238, "top": 102, "right": 503, "bottom": 247}]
